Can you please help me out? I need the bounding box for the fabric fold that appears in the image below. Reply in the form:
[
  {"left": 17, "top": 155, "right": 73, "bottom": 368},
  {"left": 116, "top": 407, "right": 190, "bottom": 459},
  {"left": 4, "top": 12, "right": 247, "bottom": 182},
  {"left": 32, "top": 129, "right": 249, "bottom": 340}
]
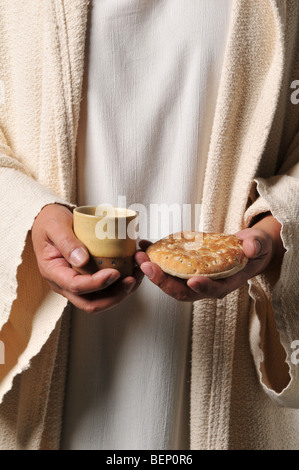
[
  {"left": 0, "top": 0, "right": 298, "bottom": 450},
  {"left": 247, "top": 173, "right": 299, "bottom": 408},
  {"left": 0, "top": 167, "right": 71, "bottom": 404}
]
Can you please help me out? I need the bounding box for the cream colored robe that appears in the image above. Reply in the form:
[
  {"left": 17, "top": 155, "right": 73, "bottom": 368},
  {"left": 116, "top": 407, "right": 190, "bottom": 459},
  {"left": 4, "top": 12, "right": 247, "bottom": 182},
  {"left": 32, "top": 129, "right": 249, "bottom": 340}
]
[{"left": 0, "top": 0, "right": 299, "bottom": 450}]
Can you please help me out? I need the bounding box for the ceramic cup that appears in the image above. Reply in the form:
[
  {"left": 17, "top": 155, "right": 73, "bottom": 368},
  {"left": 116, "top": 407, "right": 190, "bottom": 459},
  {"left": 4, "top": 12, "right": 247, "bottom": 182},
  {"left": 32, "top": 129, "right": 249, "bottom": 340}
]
[{"left": 73, "top": 205, "right": 138, "bottom": 278}]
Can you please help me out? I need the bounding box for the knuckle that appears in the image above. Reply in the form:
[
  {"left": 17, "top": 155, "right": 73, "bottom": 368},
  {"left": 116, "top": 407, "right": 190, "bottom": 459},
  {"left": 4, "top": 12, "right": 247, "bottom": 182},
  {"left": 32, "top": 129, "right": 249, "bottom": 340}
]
[
  {"left": 83, "top": 303, "right": 100, "bottom": 315},
  {"left": 40, "top": 267, "right": 56, "bottom": 285},
  {"left": 173, "top": 291, "right": 189, "bottom": 302},
  {"left": 162, "top": 284, "right": 189, "bottom": 302},
  {"left": 47, "top": 280, "right": 60, "bottom": 293},
  {"left": 59, "top": 234, "right": 75, "bottom": 254},
  {"left": 155, "top": 276, "right": 191, "bottom": 302},
  {"left": 156, "top": 277, "right": 169, "bottom": 292},
  {"left": 68, "top": 281, "right": 81, "bottom": 295},
  {"left": 38, "top": 265, "right": 48, "bottom": 280},
  {"left": 47, "top": 281, "right": 66, "bottom": 299}
]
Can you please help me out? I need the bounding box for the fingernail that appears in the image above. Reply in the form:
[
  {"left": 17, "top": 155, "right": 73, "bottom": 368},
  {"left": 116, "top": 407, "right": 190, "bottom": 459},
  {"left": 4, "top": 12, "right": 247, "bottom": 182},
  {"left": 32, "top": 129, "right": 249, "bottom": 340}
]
[
  {"left": 141, "top": 263, "right": 154, "bottom": 279},
  {"left": 125, "top": 279, "right": 136, "bottom": 294},
  {"left": 105, "top": 272, "right": 120, "bottom": 286},
  {"left": 189, "top": 284, "right": 201, "bottom": 293},
  {"left": 70, "top": 247, "right": 89, "bottom": 266},
  {"left": 254, "top": 239, "right": 262, "bottom": 256}
]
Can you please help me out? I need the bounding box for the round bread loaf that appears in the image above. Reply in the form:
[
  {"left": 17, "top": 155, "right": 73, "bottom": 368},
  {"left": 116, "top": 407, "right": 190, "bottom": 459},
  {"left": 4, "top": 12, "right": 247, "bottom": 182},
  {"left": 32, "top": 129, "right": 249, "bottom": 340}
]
[{"left": 145, "top": 231, "right": 248, "bottom": 279}]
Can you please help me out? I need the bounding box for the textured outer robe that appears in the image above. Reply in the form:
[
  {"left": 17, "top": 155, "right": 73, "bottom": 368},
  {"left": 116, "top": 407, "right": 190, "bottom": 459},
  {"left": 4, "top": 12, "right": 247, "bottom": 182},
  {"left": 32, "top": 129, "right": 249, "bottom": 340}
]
[{"left": 0, "top": 0, "right": 298, "bottom": 450}]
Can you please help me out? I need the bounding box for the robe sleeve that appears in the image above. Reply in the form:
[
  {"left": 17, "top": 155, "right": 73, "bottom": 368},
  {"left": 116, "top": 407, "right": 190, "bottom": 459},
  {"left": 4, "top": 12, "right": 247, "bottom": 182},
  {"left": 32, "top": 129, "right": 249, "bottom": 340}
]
[
  {"left": 244, "top": 142, "right": 299, "bottom": 408},
  {"left": 0, "top": 128, "right": 72, "bottom": 403}
]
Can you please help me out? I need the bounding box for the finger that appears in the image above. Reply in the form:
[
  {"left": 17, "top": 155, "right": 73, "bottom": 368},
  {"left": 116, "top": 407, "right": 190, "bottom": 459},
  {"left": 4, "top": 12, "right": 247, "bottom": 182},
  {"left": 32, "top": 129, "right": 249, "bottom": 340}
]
[
  {"left": 236, "top": 233, "right": 261, "bottom": 259},
  {"left": 135, "top": 239, "right": 152, "bottom": 266},
  {"left": 187, "top": 263, "right": 252, "bottom": 298},
  {"left": 188, "top": 227, "right": 274, "bottom": 298},
  {"left": 51, "top": 283, "right": 126, "bottom": 314},
  {"left": 236, "top": 229, "right": 270, "bottom": 259},
  {"left": 45, "top": 216, "right": 90, "bottom": 268},
  {"left": 187, "top": 275, "right": 228, "bottom": 298},
  {"left": 50, "top": 274, "right": 137, "bottom": 314},
  {"left": 140, "top": 261, "right": 199, "bottom": 301},
  {"left": 128, "top": 265, "right": 145, "bottom": 293},
  {"left": 135, "top": 249, "right": 150, "bottom": 266},
  {"left": 46, "top": 259, "right": 121, "bottom": 294}
]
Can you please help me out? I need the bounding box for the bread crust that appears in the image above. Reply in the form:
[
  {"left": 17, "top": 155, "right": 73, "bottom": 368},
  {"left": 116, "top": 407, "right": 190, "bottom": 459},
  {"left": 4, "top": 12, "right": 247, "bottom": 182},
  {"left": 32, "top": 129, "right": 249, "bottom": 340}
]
[{"left": 146, "top": 231, "right": 248, "bottom": 279}]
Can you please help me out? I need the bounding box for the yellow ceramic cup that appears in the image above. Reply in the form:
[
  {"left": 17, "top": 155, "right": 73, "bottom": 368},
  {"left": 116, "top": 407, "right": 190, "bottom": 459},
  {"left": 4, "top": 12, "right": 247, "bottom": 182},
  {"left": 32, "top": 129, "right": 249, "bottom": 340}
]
[{"left": 73, "top": 205, "right": 138, "bottom": 278}]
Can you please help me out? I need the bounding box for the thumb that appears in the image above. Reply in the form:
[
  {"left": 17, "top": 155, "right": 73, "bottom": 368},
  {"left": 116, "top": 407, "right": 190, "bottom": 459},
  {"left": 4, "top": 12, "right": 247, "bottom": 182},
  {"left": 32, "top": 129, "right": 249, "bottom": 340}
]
[
  {"left": 248, "top": 238, "right": 262, "bottom": 258},
  {"left": 45, "top": 213, "right": 90, "bottom": 268},
  {"left": 237, "top": 230, "right": 267, "bottom": 260},
  {"left": 69, "top": 244, "right": 90, "bottom": 268},
  {"left": 55, "top": 231, "right": 90, "bottom": 267}
]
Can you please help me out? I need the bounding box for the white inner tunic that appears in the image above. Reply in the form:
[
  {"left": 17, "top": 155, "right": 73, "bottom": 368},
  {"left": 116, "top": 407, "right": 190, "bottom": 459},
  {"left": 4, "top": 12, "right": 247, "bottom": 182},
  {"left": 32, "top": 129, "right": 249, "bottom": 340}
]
[{"left": 62, "top": 0, "right": 232, "bottom": 450}]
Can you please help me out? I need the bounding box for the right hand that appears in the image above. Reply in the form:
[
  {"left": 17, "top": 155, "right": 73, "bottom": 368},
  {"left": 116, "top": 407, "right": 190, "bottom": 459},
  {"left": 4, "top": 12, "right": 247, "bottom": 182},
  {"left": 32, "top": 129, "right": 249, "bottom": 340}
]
[{"left": 31, "top": 203, "right": 143, "bottom": 314}]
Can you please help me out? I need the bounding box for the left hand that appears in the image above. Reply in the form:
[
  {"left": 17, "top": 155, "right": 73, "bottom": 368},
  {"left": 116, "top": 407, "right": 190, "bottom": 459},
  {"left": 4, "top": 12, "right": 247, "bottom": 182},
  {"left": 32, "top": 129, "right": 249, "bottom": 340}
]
[{"left": 135, "top": 214, "right": 285, "bottom": 301}]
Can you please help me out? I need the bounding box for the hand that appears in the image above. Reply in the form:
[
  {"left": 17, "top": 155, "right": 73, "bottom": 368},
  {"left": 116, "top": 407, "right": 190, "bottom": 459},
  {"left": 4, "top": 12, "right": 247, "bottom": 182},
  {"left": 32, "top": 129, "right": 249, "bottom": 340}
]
[
  {"left": 135, "top": 215, "right": 285, "bottom": 301},
  {"left": 31, "top": 204, "right": 143, "bottom": 314}
]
